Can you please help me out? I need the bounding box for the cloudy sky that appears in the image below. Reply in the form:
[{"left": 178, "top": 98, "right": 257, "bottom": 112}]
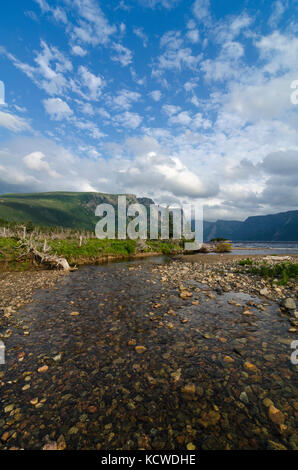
[{"left": 0, "top": 0, "right": 298, "bottom": 220}]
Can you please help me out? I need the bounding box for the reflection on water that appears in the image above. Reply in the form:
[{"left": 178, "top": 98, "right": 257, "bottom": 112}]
[{"left": 0, "top": 260, "right": 297, "bottom": 450}]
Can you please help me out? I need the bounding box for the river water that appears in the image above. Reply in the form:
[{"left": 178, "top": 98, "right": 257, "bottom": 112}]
[
  {"left": 0, "top": 257, "right": 297, "bottom": 450},
  {"left": 231, "top": 242, "right": 298, "bottom": 255}
]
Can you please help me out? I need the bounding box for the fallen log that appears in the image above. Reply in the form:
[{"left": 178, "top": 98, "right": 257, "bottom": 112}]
[{"left": 29, "top": 247, "right": 72, "bottom": 271}]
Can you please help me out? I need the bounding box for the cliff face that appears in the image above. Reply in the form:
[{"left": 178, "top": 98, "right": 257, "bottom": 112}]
[{"left": 203, "top": 210, "right": 298, "bottom": 241}]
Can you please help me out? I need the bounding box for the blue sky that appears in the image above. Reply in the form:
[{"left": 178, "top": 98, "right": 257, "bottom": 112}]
[{"left": 0, "top": 0, "right": 298, "bottom": 220}]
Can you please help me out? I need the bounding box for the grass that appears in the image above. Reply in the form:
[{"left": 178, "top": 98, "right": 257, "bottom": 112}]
[
  {"left": 214, "top": 242, "right": 232, "bottom": 253},
  {"left": 0, "top": 236, "right": 183, "bottom": 270},
  {"left": 239, "top": 258, "right": 254, "bottom": 266},
  {"left": 48, "top": 238, "right": 137, "bottom": 262},
  {"left": 238, "top": 259, "right": 298, "bottom": 285},
  {"left": 0, "top": 237, "right": 20, "bottom": 261}
]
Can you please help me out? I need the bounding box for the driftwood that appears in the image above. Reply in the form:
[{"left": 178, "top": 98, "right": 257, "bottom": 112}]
[
  {"left": 30, "top": 247, "right": 71, "bottom": 271},
  {"left": 19, "top": 239, "right": 73, "bottom": 271}
]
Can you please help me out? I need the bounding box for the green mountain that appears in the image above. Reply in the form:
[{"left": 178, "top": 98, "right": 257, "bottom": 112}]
[
  {"left": 0, "top": 192, "right": 154, "bottom": 230},
  {"left": 0, "top": 192, "right": 297, "bottom": 241},
  {"left": 203, "top": 210, "right": 298, "bottom": 242}
]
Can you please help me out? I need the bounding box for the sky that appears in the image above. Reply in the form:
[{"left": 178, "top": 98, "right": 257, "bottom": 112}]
[{"left": 0, "top": 0, "right": 298, "bottom": 221}]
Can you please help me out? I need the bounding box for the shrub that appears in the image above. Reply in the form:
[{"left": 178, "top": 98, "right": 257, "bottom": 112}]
[
  {"left": 241, "top": 261, "right": 298, "bottom": 285},
  {"left": 239, "top": 258, "right": 253, "bottom": 266},
  {"left": 215, "top": 242, "right": 232, "bottom": 253}
]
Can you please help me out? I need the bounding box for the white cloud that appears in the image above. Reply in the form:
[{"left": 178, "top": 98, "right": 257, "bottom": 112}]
[
  {"left": 113, "top": 89, "right": 141, "bottom": 110},
  {"left": 162, "top": 104, "right": 181, "bottom": 116},
  {"left": 169, "top": 111, "right": 192, "bottom": 126},
  {"left": 111, "top": 43, "right": 133, "bottom": 67},
  {"left": 156, "top": 31, "right": 201, "bottom": 72},
  {"left": 138, "top": 0, "right": 180, "bottom": 8},
  {"left": 24, "top": 151, "right": 60, "bottom": 178},
  {"left": 114, "top": 112, "right": 143, "bottom": 129},
  {"left": 193, "top": 0, "right": 210, "bottom": 22},
  {"left": 268, "top": 0, "right": 288, "bottom": 28},
  {"left": 35, "top": 0, "right": 67, "bottom": 24},
  {"left": 117, "top": 149, "right": 218, "bottom": 199},
  {"left": 71, "top": 45, "right": 87, "bottom": 57},
  {"left": 43, "top": 98, "right": 73, "bottom": 121},
  {"left": 7, "top": 41, "right": 72, "bottom": 96},
  {"left": 65, "top": 0, "right": 116, "bottom": 46},
  {"left": 186, "top": 29, "right": 199, "bottom": 43},
  {"left": 133, "top": 27, "right": 149, "bottom": 47},
  {"left": 150, "top": 90, "right": 162, "bottom": 101},
  {"left": 78, "top": 66, "right": 104, "bottom": 101},
  {"left": 201, "top": 41, "right": 244, "bottom": 81},
  {"left": 73, "top": 119, "right": 105, "bottom": 139},
  {"left": 0, "top": 111, "right": 31, "bottom": 132}
]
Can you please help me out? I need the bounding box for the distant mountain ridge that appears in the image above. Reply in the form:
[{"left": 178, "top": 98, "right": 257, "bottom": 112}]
[
  {"left": 0, "top": 192, "right": 297, "bottom": 241},
  {"left": 0, "top": 192, "right": 154, "bottom": 230},
  {"left": 203, "top": 210, "right": 298, "bottom": 242}
]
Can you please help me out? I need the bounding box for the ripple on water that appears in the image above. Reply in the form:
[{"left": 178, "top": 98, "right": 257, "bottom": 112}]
[{"left": 0, "top": 261, "right": 297, "bottom": 450}]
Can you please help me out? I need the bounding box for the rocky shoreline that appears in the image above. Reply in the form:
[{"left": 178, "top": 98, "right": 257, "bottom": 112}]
[
  {"left": 0, "top": 254, "right": 297, "bottom": 450},
  {"left": 0, "top": 271, "right": 67, "bottom": 331}
]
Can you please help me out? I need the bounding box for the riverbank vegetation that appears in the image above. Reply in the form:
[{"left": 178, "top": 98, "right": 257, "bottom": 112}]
[{"left": 238, "top": 258, "right": 298, "bottom": 285}]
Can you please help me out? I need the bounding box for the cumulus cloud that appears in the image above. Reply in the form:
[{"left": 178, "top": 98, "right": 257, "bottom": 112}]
[
  {"left": 43, "top": 98, "right": 73, "bottom": 120},
  {"left": 114, "top": 112, "right": 143, "bottom": 129},
  {"left": 113, "top": 90, "right": 141, "bottom": 110},
  {"left": 193, "top": 0, "right": 210, "bottom": 22},
  {"left": 71, "top": 45, "right": 87, "bottom": 57},
  {"left": 149, "top": 90, "right": 162, "bottom": 101},
  {"left": 117, "top": 150, "right": 218, "bottom": 199},
  {"left": 23, "top": 151, "right": 61, "bottom": 178}
]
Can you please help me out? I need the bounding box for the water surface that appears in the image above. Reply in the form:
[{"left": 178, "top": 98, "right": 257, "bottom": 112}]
[{"left": 0, "top": 259, "right": 297, "bottom": 450}]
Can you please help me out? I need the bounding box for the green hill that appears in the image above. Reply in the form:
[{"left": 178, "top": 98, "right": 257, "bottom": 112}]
[{"left": 0, "top": 192, "right": 154, "bottom": 230}]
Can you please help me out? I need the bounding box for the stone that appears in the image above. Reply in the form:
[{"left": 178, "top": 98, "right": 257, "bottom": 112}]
[
  {"left": 244, "top": 361, "right": 259, "bottom": 373},
  {"left": 240, "top": 391, "right": 249, "bottom": 404},
  {"left": 223, "top": 356, "right": 234, "bottom": 363},
  {"left": 171, "top": 368, "right": 181, "bottom": 383},
  {"left": 263, "top": 398, "right": 273, "bottom": 408},
  {"left": 135, "top": 346, "right": 147, "bottom": 354},
  {"left": 181, "top": 383, "right": 196, "bottom": 396},
  {"left": 1, "top": 432, "right": 10, "bottom": 442},
  {"left": 87, "top": 406, "right": 97, "bottom": 413},
  {"left": 38, "top": 365, "right": 48, "bottom": 373},
  {"left": 267, "top": 440, "right": 287, "bottom": 451},
  {"left": 4, "top": 404, "right": 14, "bottom": 413},
  {"left": 260, "top": 288, "right": 269, "bottom": 296},
  {"left": 57, "top": 434, "right": 67, "bottom": 450},
  {"left": 268, "top": 405, "right": 285, "bottom": 426},
  {"left": 282, "top": 298, "right": 296, "bottom": 310},
  {"left": 186, "top": 443, "right": 196, "bottom": 450},
  {"left": 43, "top": 442, "right": 58, "bottom": 450},
  {"left": 68, "top": 426, "right": 79, "bottom": 435}
]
